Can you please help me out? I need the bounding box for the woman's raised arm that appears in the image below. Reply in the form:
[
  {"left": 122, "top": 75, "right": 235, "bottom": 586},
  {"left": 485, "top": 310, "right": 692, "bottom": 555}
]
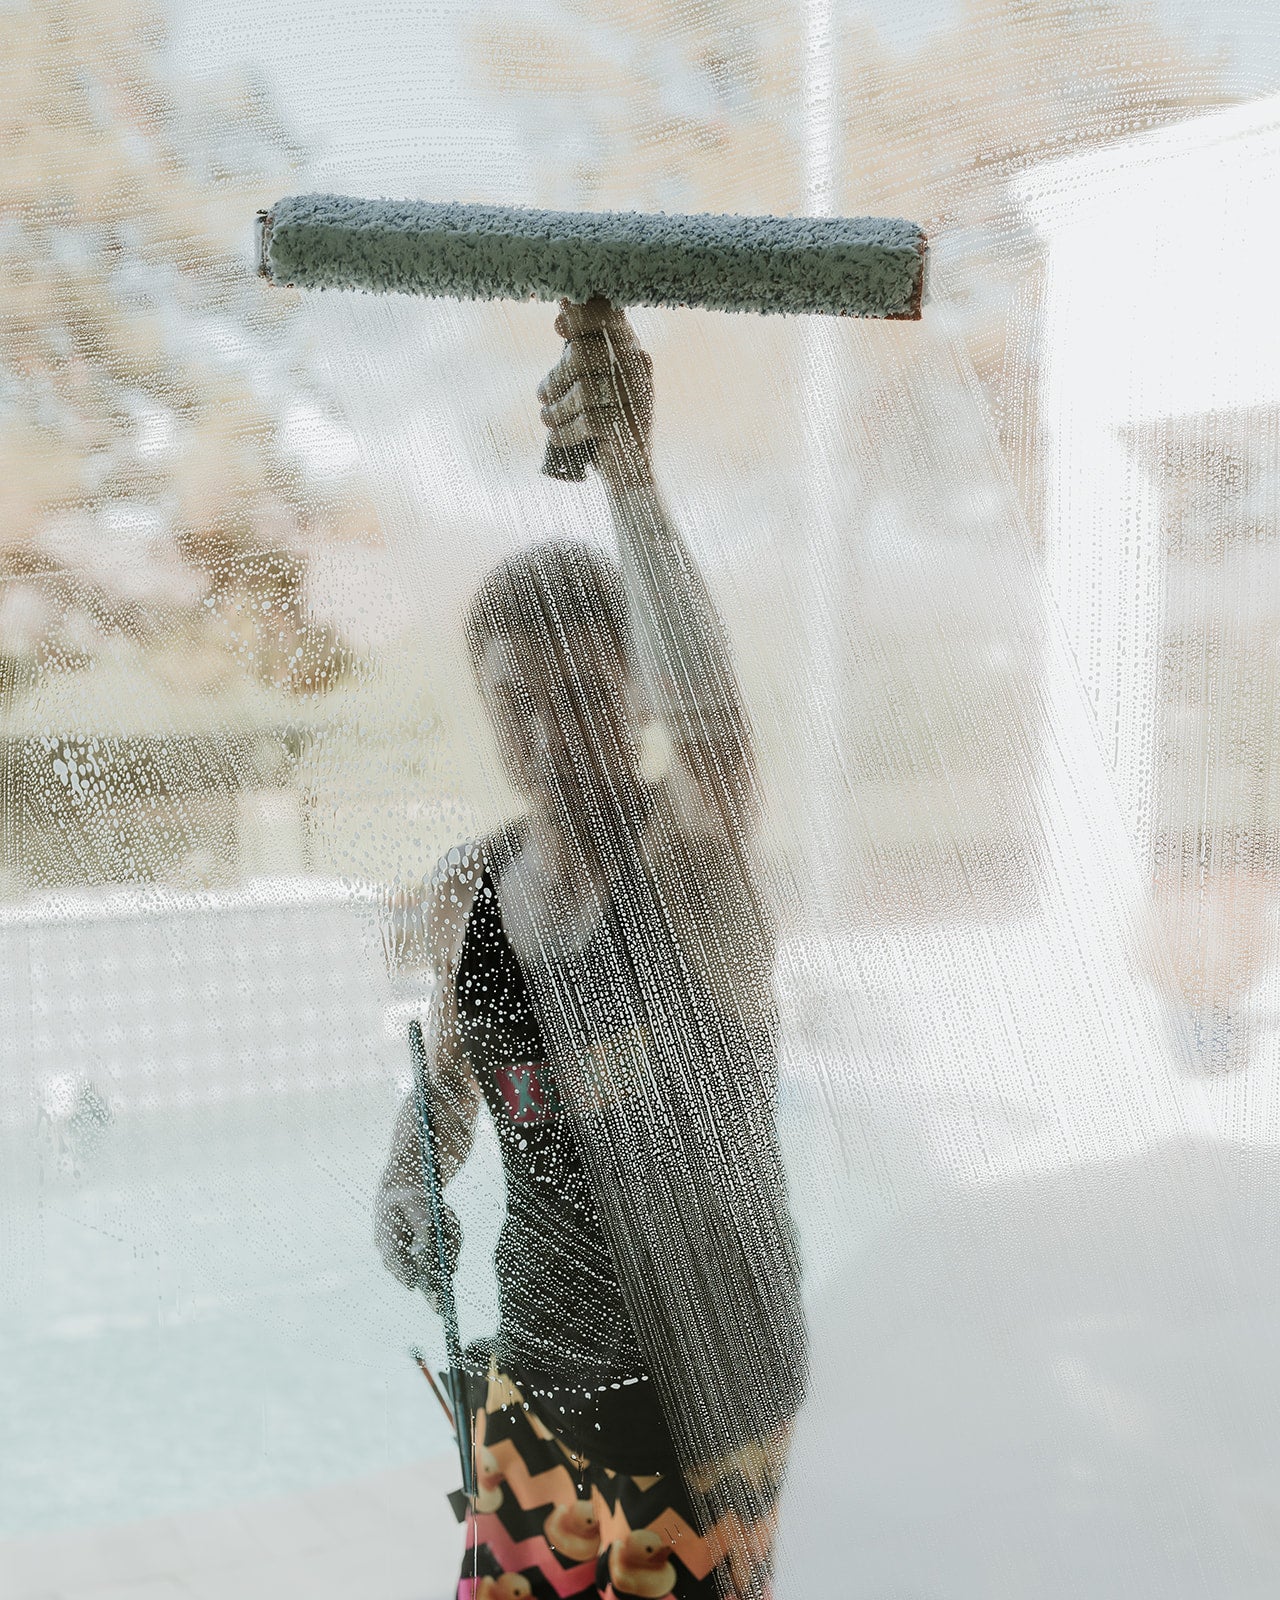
[{"left": 538, "top": 299, "right": 758, "bottom": 845}]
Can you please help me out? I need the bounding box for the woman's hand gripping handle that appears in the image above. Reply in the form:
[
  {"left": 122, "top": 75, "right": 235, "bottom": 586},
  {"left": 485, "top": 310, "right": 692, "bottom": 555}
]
[{"left": 539, "top": 297, "right": 654, "bottom": 489}]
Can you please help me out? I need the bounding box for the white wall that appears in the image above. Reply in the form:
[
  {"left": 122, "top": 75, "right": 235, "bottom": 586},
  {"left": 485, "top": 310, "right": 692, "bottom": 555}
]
[{"left": 1022, "top": 94, "right": 1280, "bottom": 861}]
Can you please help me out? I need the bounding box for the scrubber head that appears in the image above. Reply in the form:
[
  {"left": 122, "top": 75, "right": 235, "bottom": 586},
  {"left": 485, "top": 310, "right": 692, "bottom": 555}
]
[{"left": 257, "top": 194, "right": 925, "bottom": 320}]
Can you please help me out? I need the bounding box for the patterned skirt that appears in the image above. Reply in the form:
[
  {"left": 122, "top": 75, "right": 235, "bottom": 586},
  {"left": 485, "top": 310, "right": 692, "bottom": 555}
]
[{"left": 456, "top": 1365, "right": 783, "bottom": 1600}]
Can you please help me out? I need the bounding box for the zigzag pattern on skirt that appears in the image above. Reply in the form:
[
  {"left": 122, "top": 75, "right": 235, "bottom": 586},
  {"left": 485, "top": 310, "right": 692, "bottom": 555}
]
[
  {"left": 484, "top": 1432, "right": 771, "bottom": 1586},
  {"left": 460, "top": 1365, "right": 779, "bottom": 1599},
  {"left": 460, "top": 1517, "right": 599, "bottom": 1598}
]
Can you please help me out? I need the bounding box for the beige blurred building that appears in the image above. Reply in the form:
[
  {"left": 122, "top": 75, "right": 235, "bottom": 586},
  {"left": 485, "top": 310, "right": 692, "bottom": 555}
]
[{"left": 1022, "top": 95, "right": 1280, "bottom": 1066}]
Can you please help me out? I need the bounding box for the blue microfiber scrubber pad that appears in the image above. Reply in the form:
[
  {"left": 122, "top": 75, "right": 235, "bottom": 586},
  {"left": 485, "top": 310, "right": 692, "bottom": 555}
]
[{"left": 259, "top": 194, "right": 925, "bottom": 319}]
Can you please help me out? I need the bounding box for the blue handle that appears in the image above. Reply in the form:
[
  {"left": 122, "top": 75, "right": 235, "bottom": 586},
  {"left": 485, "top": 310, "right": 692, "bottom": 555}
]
[{"left": 409, "top": 1017, "right": 475, "bottom": 1503}]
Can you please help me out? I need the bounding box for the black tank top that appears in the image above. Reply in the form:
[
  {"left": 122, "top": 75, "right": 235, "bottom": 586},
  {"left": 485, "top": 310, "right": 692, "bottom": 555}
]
[{"left": 454, "top": 866, "right": 677, "bottom": 1472}]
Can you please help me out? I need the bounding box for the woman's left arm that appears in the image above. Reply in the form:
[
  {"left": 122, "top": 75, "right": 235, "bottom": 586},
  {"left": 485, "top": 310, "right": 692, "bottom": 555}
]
[{"left": 538, "top": 298, "right": 758, "bottom": 843}]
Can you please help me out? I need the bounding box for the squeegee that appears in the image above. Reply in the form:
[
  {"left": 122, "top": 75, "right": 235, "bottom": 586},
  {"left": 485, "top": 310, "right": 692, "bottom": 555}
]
[{"left": 256, "top": 193, "right": 926, "bottom": 477}]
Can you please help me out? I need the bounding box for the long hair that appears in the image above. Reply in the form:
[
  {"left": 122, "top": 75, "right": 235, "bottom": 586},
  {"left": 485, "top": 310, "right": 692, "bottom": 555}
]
[{"left": 464, "top": 539, "right": 635, "bottom": 683}]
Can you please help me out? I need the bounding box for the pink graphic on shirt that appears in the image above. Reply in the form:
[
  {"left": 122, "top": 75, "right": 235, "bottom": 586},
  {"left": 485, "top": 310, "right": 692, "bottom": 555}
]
[{"left": 494, "top": 1059, "right": 559, "bottom": 1124}]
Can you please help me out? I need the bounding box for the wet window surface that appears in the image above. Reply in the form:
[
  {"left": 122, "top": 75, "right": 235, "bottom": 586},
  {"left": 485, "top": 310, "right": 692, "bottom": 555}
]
[{"left": 4, "top": 3, "right": 1280, "bottom": 1597}]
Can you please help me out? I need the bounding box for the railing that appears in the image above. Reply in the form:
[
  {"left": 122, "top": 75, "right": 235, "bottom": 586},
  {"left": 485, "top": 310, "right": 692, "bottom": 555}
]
[{"left": 0, "top": 877, "right": 429, "bottom": 1128}]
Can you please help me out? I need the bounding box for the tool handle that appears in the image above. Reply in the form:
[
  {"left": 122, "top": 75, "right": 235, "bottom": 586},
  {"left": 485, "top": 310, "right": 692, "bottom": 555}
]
[
  {"left": 410, "top": 1345, "right": 460, "bottom": 1431},
  {"left": 409, "top": 1018, "right": 476, "bottom": 1504},
  {"left": 540, "top": 333, "right": 596, "bottom": 481},
  {"left": 542, "top": 436, "right": 596, "bottom": 482}
]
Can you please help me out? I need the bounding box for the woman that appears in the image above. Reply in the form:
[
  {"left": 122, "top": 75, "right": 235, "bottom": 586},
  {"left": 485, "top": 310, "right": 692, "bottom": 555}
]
[{"left": 377, "top": 300, "right": 805, "bottom": 1600}]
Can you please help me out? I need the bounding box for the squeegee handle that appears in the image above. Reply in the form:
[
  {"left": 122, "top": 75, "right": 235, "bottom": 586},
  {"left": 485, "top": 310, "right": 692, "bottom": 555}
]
[
  {"left": 542, "top": 436, "right": 596, "bottom": 482},
  {"left": 408, "top": 1018, "right": 476, "bottom": 1503},
  {"left": 540, "top": 333, "right": 597, "bottom": 482}
]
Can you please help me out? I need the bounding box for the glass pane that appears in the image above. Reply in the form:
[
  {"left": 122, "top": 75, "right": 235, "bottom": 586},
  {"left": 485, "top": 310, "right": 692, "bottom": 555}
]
[{"left": 4, "top": 3, "right": 1279, "bottom": 1598}]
